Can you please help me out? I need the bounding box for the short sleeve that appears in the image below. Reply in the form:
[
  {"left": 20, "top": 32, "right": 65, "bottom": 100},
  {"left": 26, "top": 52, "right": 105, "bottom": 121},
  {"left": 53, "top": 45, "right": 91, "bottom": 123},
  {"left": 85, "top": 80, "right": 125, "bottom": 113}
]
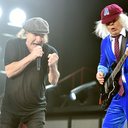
[{"left": 4, "top": 39, "right": 19, "bottom": 66}]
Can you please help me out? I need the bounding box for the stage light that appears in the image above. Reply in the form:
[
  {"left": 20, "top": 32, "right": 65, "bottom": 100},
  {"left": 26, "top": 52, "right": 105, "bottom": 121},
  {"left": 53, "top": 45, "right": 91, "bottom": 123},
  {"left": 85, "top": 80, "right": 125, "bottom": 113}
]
[
  {"left": 70, "top": 92, "right": 77, "bottom": 100},
  {"left": 70, "top": 81, "right": 97, "bottom": 100},
  {"left": 8, "top": 8, "right": 26, "bottom": 27}
]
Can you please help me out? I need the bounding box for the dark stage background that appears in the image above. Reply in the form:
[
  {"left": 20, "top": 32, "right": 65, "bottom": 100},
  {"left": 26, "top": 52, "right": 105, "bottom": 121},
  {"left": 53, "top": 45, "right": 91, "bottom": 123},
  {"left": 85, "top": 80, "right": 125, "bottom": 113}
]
[{"left": 0, "top": 0, "right": 128, "bottom": 111}]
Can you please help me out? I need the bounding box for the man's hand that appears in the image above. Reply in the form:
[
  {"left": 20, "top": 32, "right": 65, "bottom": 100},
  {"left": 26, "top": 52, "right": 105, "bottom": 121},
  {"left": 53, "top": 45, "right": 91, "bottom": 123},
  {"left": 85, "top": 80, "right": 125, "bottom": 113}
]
[
  {"left": 96, "top": 72, "right": 104, "bottom": 85},
  {"left": 30, "top": 45, "right": 44, "bottom": 60},
  {"left": 48, "top": 53, "right": 59, "bottom": 67}
]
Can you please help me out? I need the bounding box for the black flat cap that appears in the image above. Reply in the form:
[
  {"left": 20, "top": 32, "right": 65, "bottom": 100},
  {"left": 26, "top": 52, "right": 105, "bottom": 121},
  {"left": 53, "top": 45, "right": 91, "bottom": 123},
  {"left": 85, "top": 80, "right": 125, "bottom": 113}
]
[{"left": 23, "top": 17, "right": 49, "bottom": 34}]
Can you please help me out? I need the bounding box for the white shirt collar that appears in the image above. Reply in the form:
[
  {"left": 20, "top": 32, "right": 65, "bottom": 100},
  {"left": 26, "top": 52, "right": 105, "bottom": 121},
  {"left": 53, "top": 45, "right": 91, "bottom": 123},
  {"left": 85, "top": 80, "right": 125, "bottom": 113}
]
[{"left": 120, "top": 28, "right": 126, "bottom": 37}]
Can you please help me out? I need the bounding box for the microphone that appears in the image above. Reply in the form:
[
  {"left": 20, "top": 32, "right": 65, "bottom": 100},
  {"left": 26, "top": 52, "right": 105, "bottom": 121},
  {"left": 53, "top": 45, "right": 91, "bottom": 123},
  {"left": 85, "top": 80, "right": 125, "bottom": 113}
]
[
  {"left": 37, "top": 57, "right": 41, "bottom": 71},
  {"left": 33, "top": 43, "right": 42, "bottom": 71}
]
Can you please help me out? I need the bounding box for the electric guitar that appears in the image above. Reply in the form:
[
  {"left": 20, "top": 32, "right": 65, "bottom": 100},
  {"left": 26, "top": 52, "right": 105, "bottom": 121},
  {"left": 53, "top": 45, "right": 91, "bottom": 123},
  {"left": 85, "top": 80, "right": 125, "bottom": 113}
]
[{"left": 99, "top": 53, "right": 127, "bottom": 110}]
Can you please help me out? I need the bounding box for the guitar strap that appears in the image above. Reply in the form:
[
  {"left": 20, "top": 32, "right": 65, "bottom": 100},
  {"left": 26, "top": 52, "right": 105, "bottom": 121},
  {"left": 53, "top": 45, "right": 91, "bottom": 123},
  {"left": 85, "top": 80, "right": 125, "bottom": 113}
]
[
  {"left": 110, "top": 31, "right": 128, "bottom": 81},
  {"left": 119, "top": 31, "right": 128, "bottom": 59}
]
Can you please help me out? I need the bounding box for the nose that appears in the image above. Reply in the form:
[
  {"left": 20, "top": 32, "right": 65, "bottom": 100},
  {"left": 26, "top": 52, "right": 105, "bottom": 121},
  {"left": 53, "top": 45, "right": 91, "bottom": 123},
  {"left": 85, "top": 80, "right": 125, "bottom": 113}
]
[{"left": 36, "top": 36, "right": 43, "bottom": 42}]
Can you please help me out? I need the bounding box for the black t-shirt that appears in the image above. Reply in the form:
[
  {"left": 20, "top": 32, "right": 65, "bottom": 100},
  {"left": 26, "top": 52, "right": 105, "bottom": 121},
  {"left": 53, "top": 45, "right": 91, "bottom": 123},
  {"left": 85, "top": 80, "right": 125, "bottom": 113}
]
[{"left": 2, "top": 38, "right": 58, "bottom": 115}]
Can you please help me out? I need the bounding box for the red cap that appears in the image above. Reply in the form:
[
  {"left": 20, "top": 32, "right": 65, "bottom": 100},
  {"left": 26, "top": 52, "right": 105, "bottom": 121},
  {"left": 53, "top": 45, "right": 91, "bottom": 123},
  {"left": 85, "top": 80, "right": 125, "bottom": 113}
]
[{"left": 100, "top": 4, "right": 123, "bottom": 24}]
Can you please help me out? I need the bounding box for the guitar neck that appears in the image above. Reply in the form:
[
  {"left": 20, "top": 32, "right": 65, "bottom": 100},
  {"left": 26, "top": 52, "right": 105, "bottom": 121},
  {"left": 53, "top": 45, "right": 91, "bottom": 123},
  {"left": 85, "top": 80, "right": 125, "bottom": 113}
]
[{"left": 110, "top": 54, "right": 127, "bottom": 80}]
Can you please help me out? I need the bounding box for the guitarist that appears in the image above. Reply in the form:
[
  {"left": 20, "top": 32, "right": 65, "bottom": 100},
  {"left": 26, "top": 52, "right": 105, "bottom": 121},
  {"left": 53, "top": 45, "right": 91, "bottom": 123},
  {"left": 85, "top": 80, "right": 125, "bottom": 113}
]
[{"left": 95, "top": 4, "right": 128, "bottom": 128}]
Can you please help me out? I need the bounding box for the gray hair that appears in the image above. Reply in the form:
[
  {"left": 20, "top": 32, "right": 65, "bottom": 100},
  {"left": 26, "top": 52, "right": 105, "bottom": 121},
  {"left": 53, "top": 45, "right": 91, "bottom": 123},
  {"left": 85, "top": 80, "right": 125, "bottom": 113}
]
[
  {"left": 94, "top": 13, "right": 128, "bottom": 39},
  {"left": 17, "top": 29, "right": 48, "bottom": 43}
]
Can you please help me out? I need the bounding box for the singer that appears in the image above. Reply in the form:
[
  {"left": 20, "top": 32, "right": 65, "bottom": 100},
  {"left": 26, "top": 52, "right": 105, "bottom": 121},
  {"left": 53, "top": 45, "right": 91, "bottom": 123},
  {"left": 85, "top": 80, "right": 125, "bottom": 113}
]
[{"left": 0, "top": 17, "right": 60, "bottom": 128}]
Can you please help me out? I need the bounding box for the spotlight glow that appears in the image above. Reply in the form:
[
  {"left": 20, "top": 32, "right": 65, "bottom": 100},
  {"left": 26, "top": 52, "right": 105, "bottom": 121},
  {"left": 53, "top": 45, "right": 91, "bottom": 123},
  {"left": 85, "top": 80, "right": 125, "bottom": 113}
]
[
  {"left": 8, "top": 8, "right": 26, "bottom": 27},
  {"left": 70, "top": 92, "right": 76, "bottom": 100}
]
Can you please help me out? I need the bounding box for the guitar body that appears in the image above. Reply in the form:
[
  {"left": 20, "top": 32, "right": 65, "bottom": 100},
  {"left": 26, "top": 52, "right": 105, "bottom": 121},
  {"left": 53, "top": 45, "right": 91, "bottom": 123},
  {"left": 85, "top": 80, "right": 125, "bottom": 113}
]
[
  {"left": 99, "top": 63, "right": 120, "bottom": 110},
  {"left": 100, "top": 79, "right": 120, "bottom": 110}
]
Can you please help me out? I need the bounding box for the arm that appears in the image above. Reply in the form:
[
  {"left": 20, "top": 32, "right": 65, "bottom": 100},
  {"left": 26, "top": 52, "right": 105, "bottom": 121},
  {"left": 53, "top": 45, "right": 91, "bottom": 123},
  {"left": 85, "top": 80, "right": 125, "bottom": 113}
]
[
  {"left": 5, "top": 54, "right": 34, "bottom": 78},
  {"left": 96, "top": 39, "right": 109, "bottom": 84},
  {"left": 48, "top": 53, "right": 60, "bottom": 85},
  {"left": 5, "top": 45, "right": 43, "bottom": 78}
]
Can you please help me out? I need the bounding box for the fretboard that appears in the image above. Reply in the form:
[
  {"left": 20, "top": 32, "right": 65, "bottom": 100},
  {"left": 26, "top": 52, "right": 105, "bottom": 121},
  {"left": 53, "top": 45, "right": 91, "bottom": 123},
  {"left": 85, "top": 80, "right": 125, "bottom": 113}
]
[{"left": 110, "top": 54, "right": 127, "bottom": 80}]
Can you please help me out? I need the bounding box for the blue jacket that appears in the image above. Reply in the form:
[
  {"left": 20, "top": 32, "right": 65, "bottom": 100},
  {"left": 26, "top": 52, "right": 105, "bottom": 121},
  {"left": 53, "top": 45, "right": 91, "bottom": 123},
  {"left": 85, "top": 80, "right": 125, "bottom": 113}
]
[{"left": 98, "top": 35, "right": 128, "bottom": 88}]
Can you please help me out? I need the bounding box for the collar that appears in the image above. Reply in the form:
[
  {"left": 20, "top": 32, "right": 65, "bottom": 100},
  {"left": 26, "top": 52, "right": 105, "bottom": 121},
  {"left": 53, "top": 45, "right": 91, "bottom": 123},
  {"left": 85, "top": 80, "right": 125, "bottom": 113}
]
[{"left": 120, "top": 28, "right": 126, "bottom": 37}]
